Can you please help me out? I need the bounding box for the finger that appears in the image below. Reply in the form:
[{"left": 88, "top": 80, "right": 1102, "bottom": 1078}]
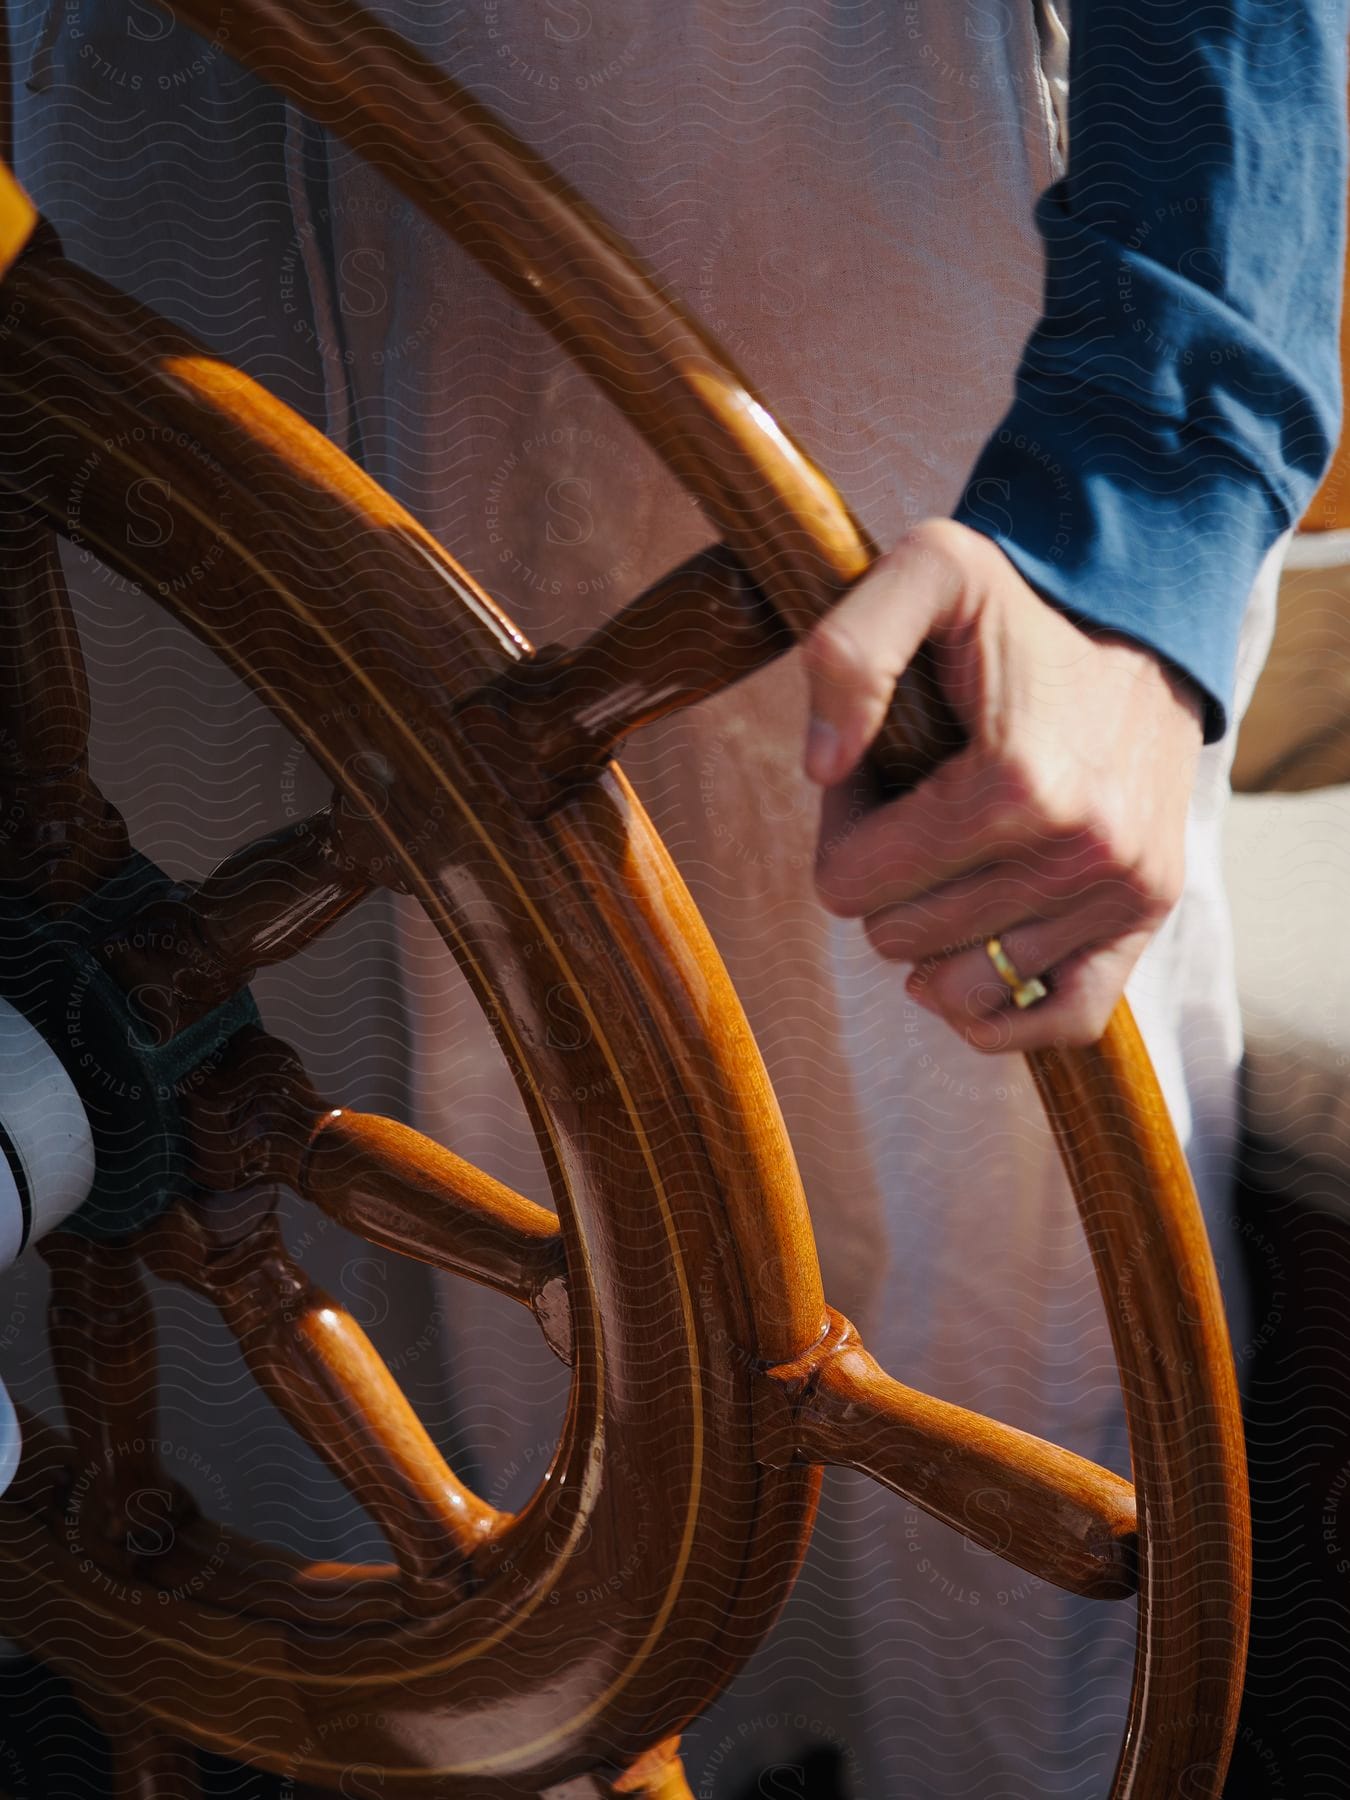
[
  {"left": 815, "top": 743, "right": 1043, "bottom": 918},
  {"left": 902, "top": 907, "right": 1121, "bottom": 1015},
  {"left": 801, "top": 524, "right": 969, "bottom": 786},
  {"left": 907, "top": 927, "right": 1152, "bottom": 1054},
  {"left": 963, "top": 941, "right": 1147, "bottom": 1054},
  {"left": 862, "top": 849, "right": 1151, "bottom": 965},
  {"left": 817, "top": 764, "right": 880, "bottom": 868}
]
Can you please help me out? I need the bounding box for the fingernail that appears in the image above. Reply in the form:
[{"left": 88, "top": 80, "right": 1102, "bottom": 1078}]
[{"left": 805, "top": 717, "right": 840, "bottom": 784}]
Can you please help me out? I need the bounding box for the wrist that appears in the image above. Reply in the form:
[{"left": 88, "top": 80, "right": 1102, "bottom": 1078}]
[{"left": 1086, "top": 627, "right": 1207, "bottom": 742}]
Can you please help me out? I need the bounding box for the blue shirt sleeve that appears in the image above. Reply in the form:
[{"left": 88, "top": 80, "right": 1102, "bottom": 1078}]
[{"left": 952, "top": 1, "right": 1349, "bottom": 743}]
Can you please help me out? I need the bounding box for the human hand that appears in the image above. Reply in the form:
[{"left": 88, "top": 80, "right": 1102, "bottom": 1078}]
[{"left": 803, "top": 519, "right": 1206, "bottom": 1052}]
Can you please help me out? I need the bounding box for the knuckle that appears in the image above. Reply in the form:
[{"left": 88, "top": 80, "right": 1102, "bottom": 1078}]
[
  {"left": 801, "top": 617, "right": 858, "bottom": 683},
  {"left": 1140, "top": 849, "right": 1185, "bottom": 914},
  {"left": 884, "top": 519, "right": 967, "bottom": 593},
  {"left": 803, "top": 618, "right": 891, "bottom": 709},
  {"left": 814, "top": 860, "right": 859, "bottom": 919},
  {"left": 1095, "top": 843, "right": 1180, "bottom": 923},
  {"left": 976, "top": 750, "right": 1046, "bottom": 842},
  {"left": 1069, "top": 805, "right": 1118, "bottom": 866},
  {"left": 863, "top": 911, "right": 909, "bottom": 960},
  {"left": 913, "top": 951, "right": 958, "bottom": 1003},
  {"left": 1054, "top": 787, "right": 1121, "bottom": 853},
  {"left": 967, "top": 1010, "right": 1018, "bottom": 1055},
  {"left": 1054, "top": 824, "right": 1123, "bottom": 902},
  {"left": 898, "top": 516, "right": 971, "bottom": 569},
  {"left": 815, "top": 842, "right": 879, "bottom": 919}
]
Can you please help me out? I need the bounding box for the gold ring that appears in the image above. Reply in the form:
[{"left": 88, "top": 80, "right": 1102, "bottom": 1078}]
[{"left": 984, "top": 936, "right": 1048, "bottom": 1010}]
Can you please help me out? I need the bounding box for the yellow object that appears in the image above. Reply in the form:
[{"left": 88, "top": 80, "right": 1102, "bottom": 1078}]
[
  {"left": 985, "top": 936, "right": 1049, "bottom": 1010},
  {"left": 0, "top": 161, "right": 35, "bottom": 289}
]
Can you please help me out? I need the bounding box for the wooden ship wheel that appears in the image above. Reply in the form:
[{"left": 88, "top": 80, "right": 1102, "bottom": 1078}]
[{"left": 0, "top": 3, "right": 1249, "bottom": 1795}]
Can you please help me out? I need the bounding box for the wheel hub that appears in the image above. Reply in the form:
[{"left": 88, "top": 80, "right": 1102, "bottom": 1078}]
[{"left": 0, "top": 852, "right": 260, "bottom": 1248}]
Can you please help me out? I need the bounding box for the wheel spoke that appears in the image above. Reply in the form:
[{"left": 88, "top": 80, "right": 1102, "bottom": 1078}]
[
  {"left": 756, "top": 1312, "right": 1137, "bottom": 1601},
  {"left": 100, "top": 1715, "right": 201, "bottom": 1800},
  {"left": 0, "top": 505, "right": 130, "bottom": 909},
  {"left": 97, "top": 805, "right": 375, "bottom": 1040},
  {"left": 181, "top": 1029, "right": 571, "bottom": 1355},
  {"left": 541, "top": 1740, "right": 693, "bottom": 1800},
  {"left": 78, "top": 1686, "right": 204, "bottom": 1800},
  {"left": 138, "top": 1200, "right": 505, "bottom": 1587},
  {"left": 302, "top": 1107, "right": 570, "bottom": 1357},
  {"left": 604, "top": 1739, "right": 693, "bottom": 1799},
  {"left": 39, "top": 1234, "right": 174, "bottom": 1554},
  {"left": 9, "top": 1397, "right": 412, "bottom": 1628},
  {"left": 179, "top": 1026, "right": 326, "bottom": 1193},
  {"left": 457, "top": 544, "right": 791, "bottom": 816},
  {"left": 0, "top": 503, "right": 90, "bottom": 767}
]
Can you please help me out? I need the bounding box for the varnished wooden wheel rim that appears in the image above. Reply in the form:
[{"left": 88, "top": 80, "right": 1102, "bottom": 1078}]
[{"left": 0, "top": 10, "right": 1248, "bottom": 1794}]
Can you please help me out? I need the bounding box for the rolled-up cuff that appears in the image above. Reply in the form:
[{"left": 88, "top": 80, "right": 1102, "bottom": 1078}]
[{"left": 953, "top": 393, "right": 1302, "bottom": 745}]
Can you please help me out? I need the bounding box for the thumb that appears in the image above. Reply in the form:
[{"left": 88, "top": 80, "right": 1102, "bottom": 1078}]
[{"left": 801, "top": 522, "right": 968, "bottom": 786}]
